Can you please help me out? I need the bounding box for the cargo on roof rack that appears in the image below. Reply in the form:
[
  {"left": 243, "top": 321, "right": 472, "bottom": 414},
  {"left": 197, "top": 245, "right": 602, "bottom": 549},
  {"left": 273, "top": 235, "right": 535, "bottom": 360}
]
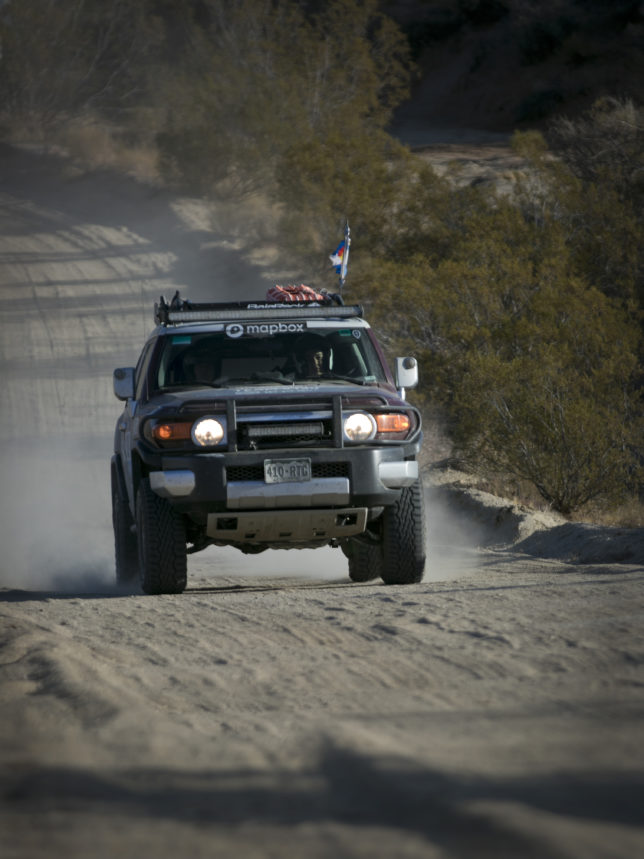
[{"left": 154, "top": 294, "right": 364, "bottom": 327}]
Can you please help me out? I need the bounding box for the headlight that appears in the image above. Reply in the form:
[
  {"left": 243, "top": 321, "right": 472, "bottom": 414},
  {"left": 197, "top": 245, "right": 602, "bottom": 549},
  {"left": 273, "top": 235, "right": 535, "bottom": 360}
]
[
  {"left": 191, "top": 416, "right": 226, "bottom": 447},
  {"left": 343, "top": 411, "right": 377, "bottom": 443}
]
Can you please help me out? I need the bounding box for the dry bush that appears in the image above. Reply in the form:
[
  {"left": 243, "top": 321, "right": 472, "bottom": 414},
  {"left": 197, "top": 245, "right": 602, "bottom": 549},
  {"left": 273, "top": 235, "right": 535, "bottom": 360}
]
[
  {"left": 574, "top": 497, "right": 644, "bottom": 529},
  {"left": 53, "top": 119, "right": 160, "bottom": 183}
]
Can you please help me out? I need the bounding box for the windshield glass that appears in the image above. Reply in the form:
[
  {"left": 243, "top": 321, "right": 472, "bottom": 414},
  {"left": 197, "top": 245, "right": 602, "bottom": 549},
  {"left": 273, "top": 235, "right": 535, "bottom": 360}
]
[{"left": 154, "top": 327, "right": 387, "bottom": 390}]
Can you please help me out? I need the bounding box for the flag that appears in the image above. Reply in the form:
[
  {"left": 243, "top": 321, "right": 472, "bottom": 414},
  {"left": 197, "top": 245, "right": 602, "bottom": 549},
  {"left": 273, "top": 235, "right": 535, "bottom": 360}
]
[
  {"left": 329, "top": 222, "right": 351, "bottom": 288},
  {"left": 329, "top": 240, "right": 345, "bottom": 274}
]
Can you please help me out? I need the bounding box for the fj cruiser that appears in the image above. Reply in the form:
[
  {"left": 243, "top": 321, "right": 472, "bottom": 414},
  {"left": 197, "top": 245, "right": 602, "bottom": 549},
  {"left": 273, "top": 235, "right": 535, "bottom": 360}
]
[{"left": 112, "top": 292, "right": 425, "bottom": 593}]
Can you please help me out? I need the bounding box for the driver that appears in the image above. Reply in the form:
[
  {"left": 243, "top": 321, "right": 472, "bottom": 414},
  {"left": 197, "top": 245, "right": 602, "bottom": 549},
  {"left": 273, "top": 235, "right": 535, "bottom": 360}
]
[
  {"left": 183, "top": 351, "right": 218, "bottom": 384},
  {"left": 293, "top": 333, "right": 332, "bottom": 378}
]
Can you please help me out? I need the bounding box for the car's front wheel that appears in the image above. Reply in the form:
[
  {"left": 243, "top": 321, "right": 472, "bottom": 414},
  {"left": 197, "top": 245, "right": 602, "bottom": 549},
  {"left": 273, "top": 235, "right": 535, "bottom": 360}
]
[
  {"left": 136, "top": 478, "right": 187, "bottom": 594},
  {"left": 380, "top": 478, "right": 426, "bottom": 585},
  {"left": 112, "top": 464, "right": 138, "bottom": 585},
  {"left": 344, "top": 537, "right": 381, "bottom": 582}
]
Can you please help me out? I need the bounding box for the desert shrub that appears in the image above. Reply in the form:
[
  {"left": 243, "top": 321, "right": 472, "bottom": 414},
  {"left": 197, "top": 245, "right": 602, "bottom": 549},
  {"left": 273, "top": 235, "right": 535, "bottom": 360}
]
[
  {"left": 349, "top": 175, "right": 642, "bottom": 514},
  {"left": 0, "top": 0, "right": 160, "bottom": 136},
  {"left": 450, "top": 288, "right": 641, "bottom": 514},
  {"left": 155, "top": 0, "right": 411, "bottom": 199},
  {"left": 515, "top": 101, "right": 644, "bottom": 314}
]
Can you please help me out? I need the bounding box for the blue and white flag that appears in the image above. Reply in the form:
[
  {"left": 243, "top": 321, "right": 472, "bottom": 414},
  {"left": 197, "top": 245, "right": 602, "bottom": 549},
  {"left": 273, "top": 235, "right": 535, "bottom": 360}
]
[
  {"left": 329, "top": 240, "right": 346, "bottom": 274},
  {"left": 329, "top": 222, "right": 351, "bottom": 287}
]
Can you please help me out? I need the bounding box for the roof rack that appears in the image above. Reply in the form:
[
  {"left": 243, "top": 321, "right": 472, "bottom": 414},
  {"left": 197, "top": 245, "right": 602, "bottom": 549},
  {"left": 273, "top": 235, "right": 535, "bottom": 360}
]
[{"left": 154, "top": 292, "right": 364, "bottom": 327}]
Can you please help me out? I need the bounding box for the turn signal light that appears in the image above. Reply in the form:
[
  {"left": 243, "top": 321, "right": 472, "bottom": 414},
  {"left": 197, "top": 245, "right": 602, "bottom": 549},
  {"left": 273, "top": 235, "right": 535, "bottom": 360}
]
[
  {"left": 375, "top": 414, "right": 411, "bottom": 433},
  {"left": 152, "top": 422, "right": 193, "bottom": 442}
]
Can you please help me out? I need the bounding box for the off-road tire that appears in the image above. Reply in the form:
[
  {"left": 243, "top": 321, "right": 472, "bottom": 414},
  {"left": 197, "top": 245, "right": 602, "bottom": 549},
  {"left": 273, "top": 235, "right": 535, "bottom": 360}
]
[
  {"left": 112, "top": 464, "right": 138, "bottom": 584},
  {"left": 136, "top": 478, "right": 187, "bottom": 595},
  {"left": 346, "top": 538, "right": 381, "bottom": 582},
  {"left": 380, "top": 478, "right": 426, "bottom": 584}
]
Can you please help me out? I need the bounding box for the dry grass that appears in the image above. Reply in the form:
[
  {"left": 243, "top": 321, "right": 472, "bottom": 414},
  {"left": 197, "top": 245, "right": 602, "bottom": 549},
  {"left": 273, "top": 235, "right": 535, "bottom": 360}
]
[
  {"left": 424, "top": 442, "right": 644, "bottom": 529},
  {"left": 3, "top": 112, "right": 165, "bottom": 184},
  {"left": 53, "top": 120, "right": 160, "bottom": 183},
  {"left": 574, "top": 498, "right": 644, "bottom": 530}
]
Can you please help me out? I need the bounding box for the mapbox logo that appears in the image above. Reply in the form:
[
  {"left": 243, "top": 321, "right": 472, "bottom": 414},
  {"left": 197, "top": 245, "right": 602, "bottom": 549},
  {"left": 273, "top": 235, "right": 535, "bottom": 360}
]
[{"left": 225, "top": 321, "right": 305, "bottom": 338}]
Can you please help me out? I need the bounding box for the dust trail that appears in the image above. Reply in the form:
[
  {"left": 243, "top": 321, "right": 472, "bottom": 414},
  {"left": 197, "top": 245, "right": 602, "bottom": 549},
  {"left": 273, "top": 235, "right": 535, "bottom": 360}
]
[
  {"left": 0, "top": 434, "right": 482, "bottom": 593},
  {"left": 0, "top": 435, "right": 115, "bottom": 592},
  {"left": 424, "top": 484, "right": 486, "bottom": 582}
]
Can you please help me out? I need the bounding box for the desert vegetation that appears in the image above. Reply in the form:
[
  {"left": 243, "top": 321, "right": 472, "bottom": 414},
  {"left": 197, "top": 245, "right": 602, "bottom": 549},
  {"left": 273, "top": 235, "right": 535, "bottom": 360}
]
[{"left": 0, "top": 0, "right": 641, "bottom": 517}]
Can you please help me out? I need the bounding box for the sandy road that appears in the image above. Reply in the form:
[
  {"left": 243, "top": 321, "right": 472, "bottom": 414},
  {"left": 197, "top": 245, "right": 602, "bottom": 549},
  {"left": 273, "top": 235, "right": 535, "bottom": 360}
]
[{"left": 1, "top": 145, "right": 643, "bottom": 858}]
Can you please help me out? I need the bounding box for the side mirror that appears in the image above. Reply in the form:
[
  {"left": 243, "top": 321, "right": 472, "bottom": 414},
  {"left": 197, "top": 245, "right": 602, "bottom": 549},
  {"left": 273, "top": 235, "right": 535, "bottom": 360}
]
[
  {"left": 394, "top": 357, "right": 418, "bottom": 398},
  {"left": 113, "top": 367, "right": 135, "bottom": 401}
]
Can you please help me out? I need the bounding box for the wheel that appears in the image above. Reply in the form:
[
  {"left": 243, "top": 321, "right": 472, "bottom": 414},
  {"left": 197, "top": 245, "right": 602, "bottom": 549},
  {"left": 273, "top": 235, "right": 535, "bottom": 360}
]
[
  {"left": 112, "top": 463, "right": 138, "bottom": 584},
  {"left": 380, "top": 478, "right": 426, "bottom": 584},
  {"left": 136, "top": 477, "right": 187, "bottom": 594},
  {"left": 345, "top": 538, "right": 381, "bottom": 582}
]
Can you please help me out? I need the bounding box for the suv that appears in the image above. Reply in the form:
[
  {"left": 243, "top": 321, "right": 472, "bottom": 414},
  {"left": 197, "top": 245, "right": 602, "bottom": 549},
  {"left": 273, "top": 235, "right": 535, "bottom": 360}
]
[{"left": 111, "top": 294, "right": 425, "bottom": 593}]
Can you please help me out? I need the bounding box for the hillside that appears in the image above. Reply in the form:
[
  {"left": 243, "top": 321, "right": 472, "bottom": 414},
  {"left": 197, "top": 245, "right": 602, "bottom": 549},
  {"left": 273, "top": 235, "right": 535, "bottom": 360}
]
[{"left": 386, "top": 0, "right": 644, "bottom": 142}]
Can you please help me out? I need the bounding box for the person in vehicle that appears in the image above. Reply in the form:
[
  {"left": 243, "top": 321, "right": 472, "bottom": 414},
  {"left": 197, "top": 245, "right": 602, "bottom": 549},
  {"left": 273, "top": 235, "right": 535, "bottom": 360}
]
[{"left": 293, "top": 333, "right": 332, "bottom": 378}]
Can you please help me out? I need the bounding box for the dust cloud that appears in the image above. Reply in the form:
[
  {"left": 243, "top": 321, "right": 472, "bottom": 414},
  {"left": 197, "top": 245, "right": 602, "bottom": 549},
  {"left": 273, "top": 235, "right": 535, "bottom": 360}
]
[
  {"left": 424, "top": 486, "right": 484, "bottom": 582},
  {"left": 0, "top": 430, "right": 481, "bottom": 593},
  {"left": 0, "top": 435, "right": 115, "bottom": 592}
]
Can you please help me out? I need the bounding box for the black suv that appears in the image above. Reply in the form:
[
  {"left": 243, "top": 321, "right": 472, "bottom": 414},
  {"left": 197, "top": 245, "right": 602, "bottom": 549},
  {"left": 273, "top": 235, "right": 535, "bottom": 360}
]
[{"left": 112, "top": 294, "right": 425, "bottom": 593}]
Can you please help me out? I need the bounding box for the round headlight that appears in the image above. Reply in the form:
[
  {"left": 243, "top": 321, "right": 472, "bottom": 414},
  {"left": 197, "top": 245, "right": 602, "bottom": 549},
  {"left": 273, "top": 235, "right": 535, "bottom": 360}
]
[
  {"left": 343, "top": 411, "right": 377, "bottom": 443},
  {"left": 192, "top": 417, "right": 225, "bottom": 447}
]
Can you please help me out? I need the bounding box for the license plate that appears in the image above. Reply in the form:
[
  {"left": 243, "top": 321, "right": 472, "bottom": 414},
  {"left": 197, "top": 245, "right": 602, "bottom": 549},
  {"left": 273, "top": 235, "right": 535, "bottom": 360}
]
[{"left": 264, "top": 458, "right": 312, "bottom": 484}]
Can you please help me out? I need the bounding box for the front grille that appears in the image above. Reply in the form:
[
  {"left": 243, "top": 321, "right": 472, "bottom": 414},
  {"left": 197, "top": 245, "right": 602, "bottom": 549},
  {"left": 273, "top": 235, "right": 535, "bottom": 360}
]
[{"left": 227, "top": 462, "right": 350, "bottom": 482}]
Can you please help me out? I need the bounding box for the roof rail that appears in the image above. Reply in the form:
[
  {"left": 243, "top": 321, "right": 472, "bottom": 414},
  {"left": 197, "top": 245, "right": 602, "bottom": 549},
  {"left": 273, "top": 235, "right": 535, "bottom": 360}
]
[{"left": 154, "top": 292, "right": 364, "bottom": 326}]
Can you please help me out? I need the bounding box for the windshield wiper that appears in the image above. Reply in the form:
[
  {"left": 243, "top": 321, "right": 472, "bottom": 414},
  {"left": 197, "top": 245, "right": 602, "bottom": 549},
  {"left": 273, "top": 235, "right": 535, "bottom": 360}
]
[
  {"left": 158, "top": 382, "right": 224, "bottom": 391},
  {"left": 250, "top": 372, "right": 295, "bottom": 385},
  {"left": 324, "top": 373, "right": 369, "bottom": 385},
  {"left": 208, "top": 373, "right": 295, "bottom": 387}
]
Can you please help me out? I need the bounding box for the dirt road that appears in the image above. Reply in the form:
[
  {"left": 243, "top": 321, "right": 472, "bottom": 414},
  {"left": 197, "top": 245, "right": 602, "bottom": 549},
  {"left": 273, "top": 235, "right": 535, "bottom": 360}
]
[{"left": 1, "top": 145, "right": 643, "bottom": 858}]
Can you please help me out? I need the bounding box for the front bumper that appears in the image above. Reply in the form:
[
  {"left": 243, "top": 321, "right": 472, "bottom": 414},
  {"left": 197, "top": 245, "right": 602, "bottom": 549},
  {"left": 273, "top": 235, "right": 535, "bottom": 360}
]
[{"left": 142, "top": 445, "right": 419, "bottom": 513}]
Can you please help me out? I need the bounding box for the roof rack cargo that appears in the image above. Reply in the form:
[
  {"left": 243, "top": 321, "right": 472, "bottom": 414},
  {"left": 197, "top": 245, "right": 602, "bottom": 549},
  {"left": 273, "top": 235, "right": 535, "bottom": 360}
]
[{"left": 154, "top": 292, "right": 364, "bottom": 327}]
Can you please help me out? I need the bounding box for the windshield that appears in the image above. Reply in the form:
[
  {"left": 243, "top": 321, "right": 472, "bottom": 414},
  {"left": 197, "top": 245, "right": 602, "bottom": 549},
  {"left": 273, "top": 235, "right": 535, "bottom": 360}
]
[{"left": 154, "top": 327, "right": 388, "bottom": 390}]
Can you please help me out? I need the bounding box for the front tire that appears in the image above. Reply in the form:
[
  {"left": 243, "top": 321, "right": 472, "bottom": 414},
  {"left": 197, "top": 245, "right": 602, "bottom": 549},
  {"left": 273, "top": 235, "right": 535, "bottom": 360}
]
[
  {"left": 345, "top": 538, "right": 381, "bottom": 582},
  {"left": 380, "top": 478, "right": 426, "bottom": 585},
  {"left": 112, "top": 464, "right": 138, "bottom": 585},
  {"left": 136, "top": 478, "right": 187, "bottom": 594}
]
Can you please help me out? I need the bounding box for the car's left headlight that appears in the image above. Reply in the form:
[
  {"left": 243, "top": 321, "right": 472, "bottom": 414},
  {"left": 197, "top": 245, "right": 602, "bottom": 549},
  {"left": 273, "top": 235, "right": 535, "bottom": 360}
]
[
  {"left": 343, "top": 412, "right": 377, "bottom": 443},
  {"left": 191, "top": 416, "right": 227, "bottom": 447}
]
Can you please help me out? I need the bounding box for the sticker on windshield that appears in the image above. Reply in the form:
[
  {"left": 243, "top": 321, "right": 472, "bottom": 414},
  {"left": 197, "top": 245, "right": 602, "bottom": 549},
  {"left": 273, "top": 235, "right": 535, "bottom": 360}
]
[
  {"left": 171, "top": 335, "right": 192, "bottom": 344},
  {"left": 225, "top": 321, "right": 305, "bottom": 338}
]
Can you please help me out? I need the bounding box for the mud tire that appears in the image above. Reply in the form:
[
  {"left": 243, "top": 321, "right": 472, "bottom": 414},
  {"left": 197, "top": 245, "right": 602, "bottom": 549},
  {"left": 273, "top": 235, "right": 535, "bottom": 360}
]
[
  {"left": 346, "top": 538, "right": 382, "bottom": 583},
  {"left": 112, "top": 463, "right": 138, "bottom": 584},
  {"left": 136, "top": 478, "right": 187, "bottom": 595},
  {"left": 380, "top": 478, "right": 426, "bottom": 585}
]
